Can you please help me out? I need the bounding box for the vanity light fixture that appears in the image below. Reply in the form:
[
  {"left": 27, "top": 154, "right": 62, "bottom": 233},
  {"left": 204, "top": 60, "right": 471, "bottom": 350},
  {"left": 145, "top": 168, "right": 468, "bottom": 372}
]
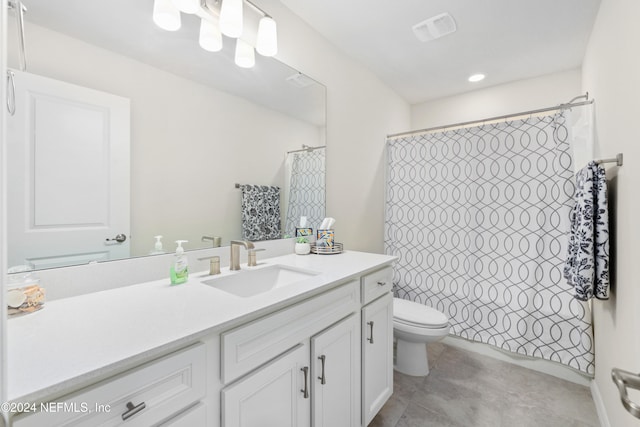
[
  {"left": 468, "top": 73, "right": 486, "bottom": 82},
  {"left": 153, "top": 0, "right": 182, "bottom": 31},
  {"left": 199, "top": 17, "right": 223, "bottom": 52},
  {"left": 172, "top": 0, "right": 200, "bottom": 14},
  {"left": 235, "top": 38, "right": 255, "bottom": 68},
  {"left": 220, "top": 0, "right": 243, "bottom": 38},
  {"left": 256, "top": 16, "right": 278, "bottom": 57},
  {"left": 152, "top": 0, "right": 278, "bottom": 68}
]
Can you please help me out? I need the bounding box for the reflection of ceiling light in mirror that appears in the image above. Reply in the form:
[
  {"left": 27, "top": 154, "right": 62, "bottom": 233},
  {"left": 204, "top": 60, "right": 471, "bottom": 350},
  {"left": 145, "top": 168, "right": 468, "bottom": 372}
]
[
  {"left": 220, "top": 0, "right": 243, "bottom": 38},
  {"left": 468, "top": 73, "right": 486, "bottom": 82},
  {"left": 256, "top": 16, "right": 278, "bottom": 57},
  {"left": 153, "top": 0, "right": 181, "bottom": 31},
  {"left": 235, "top": 39, "right": 255, "bottom": 68},
  {"left": 286, "top": 72, "right": 315, "bottom": 89},
  {"left": 172, "top": 0, "right": 200, "bottom": 14},
  {"left": 199, "top": 18, "right": 223, "bottom": 52}
]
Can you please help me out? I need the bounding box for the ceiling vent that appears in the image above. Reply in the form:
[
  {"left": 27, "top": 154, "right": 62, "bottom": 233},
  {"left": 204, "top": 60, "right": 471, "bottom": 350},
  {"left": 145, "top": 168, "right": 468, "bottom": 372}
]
[
  {"left": 412, "top": 13, "right": 457, "bottom": 42},
  {"left": 286, "top": 72, "right": 315, "bottom": 89}
]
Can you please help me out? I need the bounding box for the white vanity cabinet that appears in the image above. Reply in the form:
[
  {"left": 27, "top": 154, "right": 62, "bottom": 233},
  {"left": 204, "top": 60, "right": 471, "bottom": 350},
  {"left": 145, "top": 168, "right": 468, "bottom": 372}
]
[
  {"left": 222, "top": 343, "right": 311, "bottom": 427},
  {"left": 221, "top": 314, "right": 360, "bottom": 427},
  {"left": 311, "top": 313, "right": 360, "bottom": 427},
  {"left": 361, "top": 267, "right": 394, "bottom": 426},
  {"left": 220, "top": 280, "right": 361, "bottom": 427},
  {"left": 12, "top": 343, "right": 209, "bottom": 427},
  {"left": 9, "top": 255, "right": 396, "bottom": 427}
]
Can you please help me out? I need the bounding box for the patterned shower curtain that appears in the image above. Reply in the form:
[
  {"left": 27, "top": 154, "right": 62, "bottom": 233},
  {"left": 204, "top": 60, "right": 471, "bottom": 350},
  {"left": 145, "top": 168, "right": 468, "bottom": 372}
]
[
  {"left": 284, "top": 149, "right": 326, "bottom": 236},
  {"left": 385, "top": 111, "right": 595, "bottom": 375}
]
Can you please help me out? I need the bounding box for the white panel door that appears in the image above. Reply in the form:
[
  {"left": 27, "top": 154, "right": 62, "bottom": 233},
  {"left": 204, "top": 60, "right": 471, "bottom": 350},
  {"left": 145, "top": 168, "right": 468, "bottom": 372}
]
[
  {"left": 6, "top": 70, "right": 130, "bottom": 270},
  {"left": 311, "top": 314, "right": 360, "bottom": 427},
  {"left": 222, "top": 344, "right": 311, "bottom": 427},
  {"left": 362, "top": 292, "right": 393, "bottom": 426}
]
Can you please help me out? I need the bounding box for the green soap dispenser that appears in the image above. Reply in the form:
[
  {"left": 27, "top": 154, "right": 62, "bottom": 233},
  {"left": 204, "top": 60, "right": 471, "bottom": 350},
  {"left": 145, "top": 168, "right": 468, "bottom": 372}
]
[{"left": 170, "top": 240, "right": 189, "bottom": 285}]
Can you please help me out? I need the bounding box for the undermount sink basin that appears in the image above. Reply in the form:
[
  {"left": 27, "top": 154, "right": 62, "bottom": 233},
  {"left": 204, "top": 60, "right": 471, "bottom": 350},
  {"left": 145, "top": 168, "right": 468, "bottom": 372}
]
[{"left": 202, "top": 264, "right": 320, "bottom": 298}]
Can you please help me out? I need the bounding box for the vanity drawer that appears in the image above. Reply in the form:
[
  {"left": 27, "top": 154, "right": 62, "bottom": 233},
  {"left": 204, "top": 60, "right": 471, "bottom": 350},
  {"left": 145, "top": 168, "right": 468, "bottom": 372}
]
[
  {"left": 361, "top": 266, "right": 393, "bottom": 305},
  {"left": 13, "top": 343, "right": 206, "bottom": 427},
  {"left": 221, "top": 280, "right": 359, "bottom": 384}
]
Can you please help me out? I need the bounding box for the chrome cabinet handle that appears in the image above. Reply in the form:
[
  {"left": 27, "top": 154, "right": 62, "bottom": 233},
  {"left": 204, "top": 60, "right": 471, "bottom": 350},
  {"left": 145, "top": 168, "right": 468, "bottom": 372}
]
[
  {"left": 367, "top": 321, "right": 374, "bottom": 344},
  {"left": 106, "top": 233, "right": 127, "bottom": 243},
  {"left": 121, "top": 401, "right": 146, "bottom": 421},
  {"left": 300, "top": 366, "right": 309, "bottom": 398},
  {"left": 318, "top": 355, "right": 326, "bottom": 385},
  {"left": 612, "top": 368, "right": 640, "bottom": 419},
  {"left": 376, "top": 281, "right": 386, "bottom": 287},
  {"left": 6, "top": 70, "right": 15, "bottom": 116}
]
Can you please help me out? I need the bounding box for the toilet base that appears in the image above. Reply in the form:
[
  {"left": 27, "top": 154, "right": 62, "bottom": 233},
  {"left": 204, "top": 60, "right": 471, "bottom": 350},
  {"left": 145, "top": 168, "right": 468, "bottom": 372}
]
[{"left": 394, "top": 339, "right": 429, "bottom": 376}]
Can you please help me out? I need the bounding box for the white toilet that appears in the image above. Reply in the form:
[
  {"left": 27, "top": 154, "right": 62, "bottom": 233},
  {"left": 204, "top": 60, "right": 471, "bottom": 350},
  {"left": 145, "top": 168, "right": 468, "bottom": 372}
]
[{"left": 393, "top": 297, "right": 450, "bottom": 376}]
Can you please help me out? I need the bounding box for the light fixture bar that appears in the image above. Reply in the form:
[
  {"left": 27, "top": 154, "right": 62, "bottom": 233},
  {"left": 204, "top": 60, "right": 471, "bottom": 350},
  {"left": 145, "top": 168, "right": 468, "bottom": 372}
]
[{"left": 156, "top": 0, "right": 277, "bottom": 68}]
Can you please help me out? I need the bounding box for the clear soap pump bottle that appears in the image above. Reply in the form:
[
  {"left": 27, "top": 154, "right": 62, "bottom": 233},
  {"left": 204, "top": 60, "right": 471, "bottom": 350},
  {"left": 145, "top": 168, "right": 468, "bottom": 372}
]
[
  {"left": 170, "top": 240, "right": 189, "bottom": 285},
  {"left": 150, "top": 235, "right": 165, "bottom": 255}
]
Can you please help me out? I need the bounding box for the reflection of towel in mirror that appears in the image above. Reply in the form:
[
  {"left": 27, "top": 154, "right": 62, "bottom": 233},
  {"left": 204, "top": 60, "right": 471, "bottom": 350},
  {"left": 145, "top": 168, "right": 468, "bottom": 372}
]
[
  {"left": 564, "top": 161, "right": 610, "bottom": 300},
  {"left": 241, "top": 185, "right": 281, "bottom": 241}
]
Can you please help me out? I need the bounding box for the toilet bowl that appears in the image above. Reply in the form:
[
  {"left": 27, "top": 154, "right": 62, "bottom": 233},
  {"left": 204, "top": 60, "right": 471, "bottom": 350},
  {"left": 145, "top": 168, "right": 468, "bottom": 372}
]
[{"left": 393, "top": 297, "right": 450, "bottom": 376}]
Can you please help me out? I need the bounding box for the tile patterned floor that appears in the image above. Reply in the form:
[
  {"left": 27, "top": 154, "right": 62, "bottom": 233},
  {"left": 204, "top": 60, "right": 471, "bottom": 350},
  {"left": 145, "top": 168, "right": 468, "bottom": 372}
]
[{"left": 370, "top": 343, "right": 600, "bottom": 427}]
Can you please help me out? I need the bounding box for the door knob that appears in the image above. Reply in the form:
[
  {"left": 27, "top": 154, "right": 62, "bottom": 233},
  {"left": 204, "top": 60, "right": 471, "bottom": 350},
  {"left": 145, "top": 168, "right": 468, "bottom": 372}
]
[{"left": 106, "top": 234, "right": 127, "bottom": 243}]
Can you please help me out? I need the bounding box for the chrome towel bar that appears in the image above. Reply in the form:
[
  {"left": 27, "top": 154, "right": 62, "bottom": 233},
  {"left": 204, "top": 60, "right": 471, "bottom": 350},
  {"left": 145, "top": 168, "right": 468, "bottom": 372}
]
[{"left": 612, "top": 368, "right": 640, "bottom": 419}]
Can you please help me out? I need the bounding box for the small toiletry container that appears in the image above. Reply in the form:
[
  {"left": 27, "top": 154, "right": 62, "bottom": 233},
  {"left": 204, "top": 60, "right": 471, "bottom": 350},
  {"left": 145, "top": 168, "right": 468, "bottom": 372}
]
[
  {"left": 7, "top": 267, "right": 45, "bottom": 316},
  {"left": 316, "top": 229, "right": 335, "bottom": 247}
]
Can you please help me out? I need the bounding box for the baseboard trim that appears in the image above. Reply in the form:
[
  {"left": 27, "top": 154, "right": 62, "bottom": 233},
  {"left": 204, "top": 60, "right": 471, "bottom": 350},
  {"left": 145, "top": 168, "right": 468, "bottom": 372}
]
[
  {"left": 442, "top": 336, "right": 592, "bottom": 386},
  {"left": 590, "top": 380, "right": 611, "bottom": 427}
]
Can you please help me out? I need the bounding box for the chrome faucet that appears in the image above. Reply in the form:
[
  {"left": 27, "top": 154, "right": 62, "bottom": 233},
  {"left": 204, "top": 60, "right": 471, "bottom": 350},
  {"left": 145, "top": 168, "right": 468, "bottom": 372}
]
[
  {"left": 201, "top": 235, "right": 222, "bottom": 247},
  {"left": 229, "top": 240, "right": 255, "bottom": 271}
]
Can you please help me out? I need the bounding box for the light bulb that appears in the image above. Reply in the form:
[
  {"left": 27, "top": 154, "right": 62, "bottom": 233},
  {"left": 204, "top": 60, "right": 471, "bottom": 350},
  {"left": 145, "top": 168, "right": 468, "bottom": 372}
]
[
  {"left": 256, "top": 16, "right": 277, "bottom": 57},
  {"left": 234, "top": 39, "right": 255, "bottom": 68},
  {"left": 172, "top": 0, "right": 200, "bottom": 14},
  {"left": 153, "top": 0, "right": 181, "bottom": 31},
  {"left": 199, "top": 18, "right": 223, "bottom": 52},
  {"left": 220, "top": 0, "right": 243, "bottom": 38}
]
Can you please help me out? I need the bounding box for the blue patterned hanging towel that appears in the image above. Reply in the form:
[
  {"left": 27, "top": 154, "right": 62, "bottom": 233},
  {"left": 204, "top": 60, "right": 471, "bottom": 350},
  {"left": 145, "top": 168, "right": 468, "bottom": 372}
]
[{"left": 564, "top": 161, "right": 610, "bottom": 300}]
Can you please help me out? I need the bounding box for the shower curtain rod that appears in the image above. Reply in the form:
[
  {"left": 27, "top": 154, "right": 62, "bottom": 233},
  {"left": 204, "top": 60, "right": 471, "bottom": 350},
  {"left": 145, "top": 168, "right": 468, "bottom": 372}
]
[
  {"left": 286, "top": 144, "right": 326, "bottom": 154},
  {"left": 387, "top": 94, "right": 594, "bottom": 139}
]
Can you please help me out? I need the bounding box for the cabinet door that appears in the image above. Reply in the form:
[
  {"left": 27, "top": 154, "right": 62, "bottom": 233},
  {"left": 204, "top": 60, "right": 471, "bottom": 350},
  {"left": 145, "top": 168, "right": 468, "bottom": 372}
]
[
  {"left": 160, "top": 402, "right": 207, "bottom": 426},
  {"left": 311, "top": 314, "right": 360, "bottom": 427},
  {"left": 222, "top": 344, "right": 311, "bottom": 427},
  {"left": 362, "top": 292, "right": 393, "bottom": 426}
]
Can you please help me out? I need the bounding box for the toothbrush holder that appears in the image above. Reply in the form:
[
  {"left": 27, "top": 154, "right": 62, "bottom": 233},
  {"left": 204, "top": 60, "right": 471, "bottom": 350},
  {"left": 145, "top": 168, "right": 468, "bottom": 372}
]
[{"left": 296, "top": 227, "right": 313, "bottom": 238}]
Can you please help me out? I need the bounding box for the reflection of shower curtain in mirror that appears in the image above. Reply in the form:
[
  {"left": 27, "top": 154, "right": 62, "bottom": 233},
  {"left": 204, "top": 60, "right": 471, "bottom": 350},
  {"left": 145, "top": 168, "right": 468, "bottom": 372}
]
[{"left": 284, "top": 149, "right": 326, "bottom": 236}]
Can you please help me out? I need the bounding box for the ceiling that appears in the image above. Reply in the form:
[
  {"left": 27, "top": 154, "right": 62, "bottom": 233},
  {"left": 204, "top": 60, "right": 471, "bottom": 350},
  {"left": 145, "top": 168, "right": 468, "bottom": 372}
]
[{"left": 279, "top": 0, "right": 602, "bottom": 105}]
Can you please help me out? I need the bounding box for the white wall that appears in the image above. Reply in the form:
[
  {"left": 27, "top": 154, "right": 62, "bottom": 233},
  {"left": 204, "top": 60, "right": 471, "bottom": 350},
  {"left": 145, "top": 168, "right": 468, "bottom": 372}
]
[
  {"left": 257, "top": 0, "right": 411, "bottom": 253},
  {"left": 7, "top": 23, "right": 322, "bottom": 256},
  {"left": 411, "top": 68, "right": 582, "bottom": 129},
  {"left": 582, "top": 0, "right": 640, "bottom": 425}
]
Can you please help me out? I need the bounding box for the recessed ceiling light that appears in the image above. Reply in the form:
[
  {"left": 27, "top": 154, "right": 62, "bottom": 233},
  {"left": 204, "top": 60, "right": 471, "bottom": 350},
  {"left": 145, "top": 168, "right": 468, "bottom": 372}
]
[{"left": 468, "top": 73, "right": 485, "bottom": 83}]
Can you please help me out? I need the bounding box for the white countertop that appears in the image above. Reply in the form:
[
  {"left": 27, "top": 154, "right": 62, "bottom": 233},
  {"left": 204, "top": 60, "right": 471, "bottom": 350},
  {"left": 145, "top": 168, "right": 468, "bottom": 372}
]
[{"left": 7, "top": 250, "right": 395, "bottom": 402}]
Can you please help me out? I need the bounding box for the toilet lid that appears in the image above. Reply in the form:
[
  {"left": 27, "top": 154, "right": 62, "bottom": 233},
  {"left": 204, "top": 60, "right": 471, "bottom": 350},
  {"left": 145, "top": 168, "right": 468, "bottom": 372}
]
[{"left": 393, "top": 298, "right": 448, "bottom": 328}]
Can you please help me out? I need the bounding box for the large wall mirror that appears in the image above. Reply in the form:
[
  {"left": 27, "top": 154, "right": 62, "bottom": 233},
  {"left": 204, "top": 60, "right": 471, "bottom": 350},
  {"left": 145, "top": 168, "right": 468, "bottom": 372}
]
[{"left": 5, "top": 0, "right": 326, "bottom": 272}]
